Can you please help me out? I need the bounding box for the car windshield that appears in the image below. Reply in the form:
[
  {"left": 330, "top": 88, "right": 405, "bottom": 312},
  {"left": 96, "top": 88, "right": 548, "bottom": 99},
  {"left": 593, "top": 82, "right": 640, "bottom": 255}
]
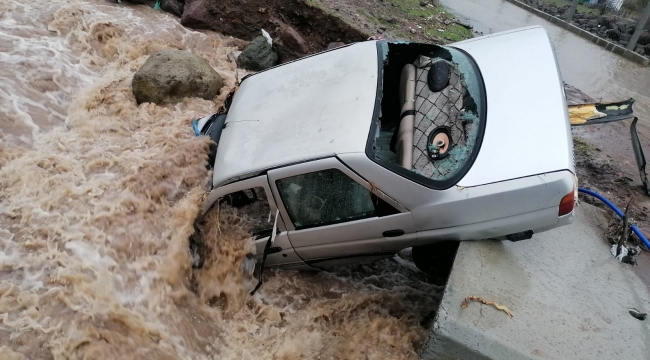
[{"left": 368, "top": 41, "right": 486, "bottom": 190}]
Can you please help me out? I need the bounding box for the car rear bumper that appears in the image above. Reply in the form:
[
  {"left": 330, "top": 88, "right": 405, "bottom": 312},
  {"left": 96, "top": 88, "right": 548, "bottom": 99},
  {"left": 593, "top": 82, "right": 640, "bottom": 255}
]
[
  {"left": 415, "top": 205, "right": 573, "bottom": 245},
  {"left": 415, "top": 170, "right": 576, "bottom": 245}
]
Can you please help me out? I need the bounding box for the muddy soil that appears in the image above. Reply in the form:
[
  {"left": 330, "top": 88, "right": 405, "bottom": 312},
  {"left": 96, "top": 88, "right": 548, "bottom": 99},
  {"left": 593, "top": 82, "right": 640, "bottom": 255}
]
[
  {"left": 573, "top": 123, "right": 650, "bottom": 237},
  {"left": 315, "top": 0, "right": 474, "bottom": 43},
  {"left": 565, "top": 85, "right": 650, "bottom": 238},
  {"left": 180, "top": 0, "right": 368, "bottom": 52}
]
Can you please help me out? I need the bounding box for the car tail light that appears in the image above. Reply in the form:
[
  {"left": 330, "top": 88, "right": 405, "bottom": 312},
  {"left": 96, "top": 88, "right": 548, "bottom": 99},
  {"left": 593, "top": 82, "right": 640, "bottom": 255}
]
[{"left": 558, "top": 191, "right": 575, "bottom": 217}]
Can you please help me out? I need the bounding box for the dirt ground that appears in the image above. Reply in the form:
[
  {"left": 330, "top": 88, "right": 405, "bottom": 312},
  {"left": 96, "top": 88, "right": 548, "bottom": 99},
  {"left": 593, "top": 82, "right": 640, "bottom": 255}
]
[
  {"left": 314, "top": 0, "right": 474, "bottom": 44},
  {"left": 573, "top": 122, "right": 650, "bottom": 236},
  {"left": 562, "top": 85, "right": 650, "bottom": 240}
]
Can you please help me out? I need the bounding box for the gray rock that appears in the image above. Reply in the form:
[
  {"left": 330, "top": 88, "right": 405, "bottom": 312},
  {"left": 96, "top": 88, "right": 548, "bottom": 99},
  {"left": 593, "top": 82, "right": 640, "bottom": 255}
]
[
  {"left": 327, "top": 42, "right": 346, "bottom": 50},
  {"left": 161, "top": 0, "right": 184, "bottom": 16},
  {"left": 278, "top": 26, "right": 309, "bottom": 54},
  {"left": 132, "top": 50, "right": 223, "bottom": 105},
  {"left": 598, "top": 17, "right": 609, "bottom": 27},
  {"left": 237, "top": 36, "right": 279, "bottom": 71},
  {"left": 635, "top": 45, "right": 645, "bottom": 54},
  {"left": 646, "top": 44, "right": 650, "bottom": 55},
  {"left": 606, "top": 29, "right": 621, "bottom": 41},
  {"left": 627, "top": 25, "right": 635, "bottom": 35},
  {"left": 621, "top": 33, "right": 631, "bottom": 42},
  {"left": 617, "top": 22, "right": 627, "bottom": 34},
  {"left": 619, "top": 40, "right": 628, "bottom": 47},
  {"left": 587, "top": 20, "right": 598, "bottom": 28}
]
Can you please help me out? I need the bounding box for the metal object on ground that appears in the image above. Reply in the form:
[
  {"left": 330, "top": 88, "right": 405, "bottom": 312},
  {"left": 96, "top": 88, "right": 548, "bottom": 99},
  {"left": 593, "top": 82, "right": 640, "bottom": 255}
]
[
  {"left": 631, "top": 117, "right": 650, "bottom": 196},
  {"left": 568, "top": 98, "right": 650, "bottom": 196},
  {"left": 568, "top": 98, "right": 635, "bottom": 126}
]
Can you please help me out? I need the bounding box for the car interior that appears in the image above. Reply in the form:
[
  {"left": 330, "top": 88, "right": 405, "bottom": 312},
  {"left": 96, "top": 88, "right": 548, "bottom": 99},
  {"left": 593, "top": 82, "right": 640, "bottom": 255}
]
[{"left": 372, "top": 42, "right": 483, "bottom": 186}]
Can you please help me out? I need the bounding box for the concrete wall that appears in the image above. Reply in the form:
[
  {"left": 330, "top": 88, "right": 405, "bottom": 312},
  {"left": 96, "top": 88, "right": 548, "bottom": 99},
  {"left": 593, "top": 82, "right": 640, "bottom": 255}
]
[{"left": 505, "top": 0, "right": 649, "bottom": 66}]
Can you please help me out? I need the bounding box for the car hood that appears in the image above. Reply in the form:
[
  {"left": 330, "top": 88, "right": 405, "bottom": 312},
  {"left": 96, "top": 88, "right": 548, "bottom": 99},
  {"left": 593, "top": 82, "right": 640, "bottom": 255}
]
[{"left": 452, "top": 26, "right": 574, "bottom": 187}]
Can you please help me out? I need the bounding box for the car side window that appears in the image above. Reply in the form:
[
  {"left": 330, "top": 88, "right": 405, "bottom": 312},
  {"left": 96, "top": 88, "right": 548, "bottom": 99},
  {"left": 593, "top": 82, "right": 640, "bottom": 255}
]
[
  {"left": 276, "top": 168, "right": 399, "bottom": 230},
  {"left": 219, "top": 187, "right": 273, "bottom": 238}
]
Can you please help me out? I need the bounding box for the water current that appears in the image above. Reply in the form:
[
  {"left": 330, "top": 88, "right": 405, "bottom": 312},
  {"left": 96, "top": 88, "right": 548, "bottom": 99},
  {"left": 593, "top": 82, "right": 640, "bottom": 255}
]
[{"left": 0, "top": 1, "right": 442, "bottom": 359}]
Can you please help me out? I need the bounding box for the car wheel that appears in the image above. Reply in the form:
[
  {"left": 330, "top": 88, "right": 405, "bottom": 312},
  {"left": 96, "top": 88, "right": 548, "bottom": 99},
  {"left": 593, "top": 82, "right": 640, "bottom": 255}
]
[{"left": 412, "top": 241, "right": 460, "bottom": 284}]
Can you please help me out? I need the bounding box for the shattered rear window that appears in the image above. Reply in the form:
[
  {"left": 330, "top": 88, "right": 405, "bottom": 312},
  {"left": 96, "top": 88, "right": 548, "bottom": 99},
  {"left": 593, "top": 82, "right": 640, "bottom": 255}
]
[
  {"left": 367, "top": 42, "right": 486, "bottom": 190},
  {"left": 411, "top": 48, "right": 481, "bottom": 181}
]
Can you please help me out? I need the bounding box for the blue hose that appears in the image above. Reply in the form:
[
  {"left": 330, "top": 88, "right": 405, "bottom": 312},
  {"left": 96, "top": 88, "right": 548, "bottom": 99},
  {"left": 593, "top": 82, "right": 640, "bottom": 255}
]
[{"left": 578, "top": 187, "right": 650, "bottom": 250}]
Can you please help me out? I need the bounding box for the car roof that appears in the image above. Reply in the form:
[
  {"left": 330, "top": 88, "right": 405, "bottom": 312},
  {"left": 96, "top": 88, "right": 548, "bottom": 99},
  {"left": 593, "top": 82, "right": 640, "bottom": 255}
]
[{"left": 212, "top": 41, "right": 379, "bottom": 187}]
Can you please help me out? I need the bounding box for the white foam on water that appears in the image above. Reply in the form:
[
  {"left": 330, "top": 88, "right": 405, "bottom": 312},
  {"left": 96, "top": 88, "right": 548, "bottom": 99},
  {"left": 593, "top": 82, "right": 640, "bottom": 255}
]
[{"left": 0, "top": 1, "right": 443, "bottom": 359}]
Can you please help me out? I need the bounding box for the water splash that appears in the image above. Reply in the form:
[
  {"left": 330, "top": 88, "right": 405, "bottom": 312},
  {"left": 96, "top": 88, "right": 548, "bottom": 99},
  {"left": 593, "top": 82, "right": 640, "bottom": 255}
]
[{"left": 0, "top": 1, "right": 443, "bottom": 359}]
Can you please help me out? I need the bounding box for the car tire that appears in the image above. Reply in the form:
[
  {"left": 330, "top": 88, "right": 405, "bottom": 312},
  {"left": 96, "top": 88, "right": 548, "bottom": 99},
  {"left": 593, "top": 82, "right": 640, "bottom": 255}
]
[{"left": 412, "top": 241, "right": 460, "bottom": 284}]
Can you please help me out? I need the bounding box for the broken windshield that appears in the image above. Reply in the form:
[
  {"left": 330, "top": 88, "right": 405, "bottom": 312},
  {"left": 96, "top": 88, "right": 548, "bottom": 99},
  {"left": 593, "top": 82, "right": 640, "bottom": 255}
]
[{"left": 368, "top": 41, "right": 486, "bottom": 190}]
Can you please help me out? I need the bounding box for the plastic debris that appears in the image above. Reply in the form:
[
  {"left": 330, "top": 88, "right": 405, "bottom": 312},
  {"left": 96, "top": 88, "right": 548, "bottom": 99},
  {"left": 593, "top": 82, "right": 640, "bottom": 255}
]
[
  {"left": 261, "top": 29, "right": 272, "bottom": 45},
  {"left": 628, "top": 308, "right": 647, "bottom": 321},
  {"left": 154, "top": 1, "right": 161, "bottom": 10},
  {"left": 461, "top": 296, "right": 514, "bottom": 318}
]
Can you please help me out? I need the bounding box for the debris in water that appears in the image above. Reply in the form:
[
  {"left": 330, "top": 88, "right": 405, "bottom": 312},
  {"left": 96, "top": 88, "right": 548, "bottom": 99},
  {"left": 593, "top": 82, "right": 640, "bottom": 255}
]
[{"left": 461, "top": 296, "right": 514, "bottom": 317}]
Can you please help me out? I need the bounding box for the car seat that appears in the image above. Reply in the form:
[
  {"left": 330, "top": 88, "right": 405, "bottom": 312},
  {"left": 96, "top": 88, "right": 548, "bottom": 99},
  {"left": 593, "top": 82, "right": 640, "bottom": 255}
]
[{"left": 396, "top": 64, "right": 416, "bottom": 170}]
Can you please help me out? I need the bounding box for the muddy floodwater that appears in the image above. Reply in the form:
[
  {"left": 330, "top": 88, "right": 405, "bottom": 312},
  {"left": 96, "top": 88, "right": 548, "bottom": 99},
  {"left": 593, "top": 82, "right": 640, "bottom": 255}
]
[{"left": 0, "top": 1, "right": 443, "bottom": 359}]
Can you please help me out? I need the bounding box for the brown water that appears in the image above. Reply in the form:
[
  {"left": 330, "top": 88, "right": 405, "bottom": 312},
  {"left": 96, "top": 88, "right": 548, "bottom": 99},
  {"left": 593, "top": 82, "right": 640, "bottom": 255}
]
[{"left": 0, "top": 1, "right": 442, "bottom": 359}]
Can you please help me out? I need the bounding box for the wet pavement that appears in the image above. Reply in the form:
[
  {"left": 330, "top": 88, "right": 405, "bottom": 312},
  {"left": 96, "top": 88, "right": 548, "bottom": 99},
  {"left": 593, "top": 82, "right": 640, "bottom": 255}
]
[{"left": 422, "top": 203, "right": 650, "bottom": 360}]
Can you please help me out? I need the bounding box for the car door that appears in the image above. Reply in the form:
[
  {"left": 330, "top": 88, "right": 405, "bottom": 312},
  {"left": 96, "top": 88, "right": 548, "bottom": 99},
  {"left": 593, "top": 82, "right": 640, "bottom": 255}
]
[
  {"left": 267, "top": 157, "right": 417, "bottom": 267},
  {"left": 201, "top": 175, "right": 304, "bottom": 268}
]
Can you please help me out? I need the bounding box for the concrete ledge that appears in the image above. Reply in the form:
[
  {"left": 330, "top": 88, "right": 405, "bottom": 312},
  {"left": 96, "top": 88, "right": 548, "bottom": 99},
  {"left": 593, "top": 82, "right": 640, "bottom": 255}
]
[
  {"left": 504, "top": 0, "right": 649, "bottom": 66},
  {"left": 421, "top": 204, "right": 650, "bottom": 360}
]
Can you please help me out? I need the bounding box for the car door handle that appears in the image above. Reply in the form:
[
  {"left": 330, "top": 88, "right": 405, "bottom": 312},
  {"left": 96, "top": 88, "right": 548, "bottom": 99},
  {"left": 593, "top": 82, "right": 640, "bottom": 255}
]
[
  {"left": 268, "top": 246, "right": 282, "bottom": 254},
  {"left": 383, "top": 229, "right": 405, "bottom": 237}
]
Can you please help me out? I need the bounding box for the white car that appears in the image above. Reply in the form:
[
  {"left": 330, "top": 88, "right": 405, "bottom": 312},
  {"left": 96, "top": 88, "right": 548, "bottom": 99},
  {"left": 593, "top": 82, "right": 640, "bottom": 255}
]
[{"left": 194, "top": 25, "right": 576, "bottom": 273}]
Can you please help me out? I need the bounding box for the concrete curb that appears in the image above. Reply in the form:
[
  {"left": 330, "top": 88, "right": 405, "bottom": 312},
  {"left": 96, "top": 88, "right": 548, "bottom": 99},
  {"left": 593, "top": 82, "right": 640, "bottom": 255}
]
[
  {"left": 504, "top": 0, "right": 649, "bottom": 66},
  {"left": 420, "top": 204, "right": 650, "bottom": 360}
]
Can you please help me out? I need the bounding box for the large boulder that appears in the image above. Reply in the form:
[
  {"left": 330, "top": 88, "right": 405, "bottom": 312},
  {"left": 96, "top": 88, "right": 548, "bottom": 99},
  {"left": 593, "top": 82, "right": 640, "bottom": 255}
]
[
  {"left": 237, "top": 36, "right": 279, "bottom": 71},
  {"left": 161, "top": 0, "right": 184, "bottom": 16},
  {"left": 275, "top": 25, "right": 310, "bottom": 62},
  {"left": 278, "top": 26, "right": 309, "bottom": 54},
  {"left": 132, "top": 50, "right": 223, "bottom": 105},
  {"left": 180, "top": 0, "right": 210, "bottom": 28}
]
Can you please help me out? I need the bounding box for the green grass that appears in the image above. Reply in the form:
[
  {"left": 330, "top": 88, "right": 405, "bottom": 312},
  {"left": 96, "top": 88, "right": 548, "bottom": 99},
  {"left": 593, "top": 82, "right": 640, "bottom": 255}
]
[
  {"left": 428, "top": 23, "right": 472, "bottom": 42},
  {"left": 573, "top": 136, "right": 596, "bottom": 160},
  {"left": 385, "top": 0, "right": 443, "bottom": 18},
  {"left": 385, "top": 0, "right": 472, "bottom": 43},
  {"left": 358, "top": 9, "right": 382, "bottom": 25}
]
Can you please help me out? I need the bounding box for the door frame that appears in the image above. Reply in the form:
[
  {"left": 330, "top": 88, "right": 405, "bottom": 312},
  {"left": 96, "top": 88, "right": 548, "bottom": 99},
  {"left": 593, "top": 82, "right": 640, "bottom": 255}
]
[
  {"left": 267, "top": 156, "right": 409, "bottom": 231},
  {"left": 201, "top": 175, "right": 287, "bottom": 232}
]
